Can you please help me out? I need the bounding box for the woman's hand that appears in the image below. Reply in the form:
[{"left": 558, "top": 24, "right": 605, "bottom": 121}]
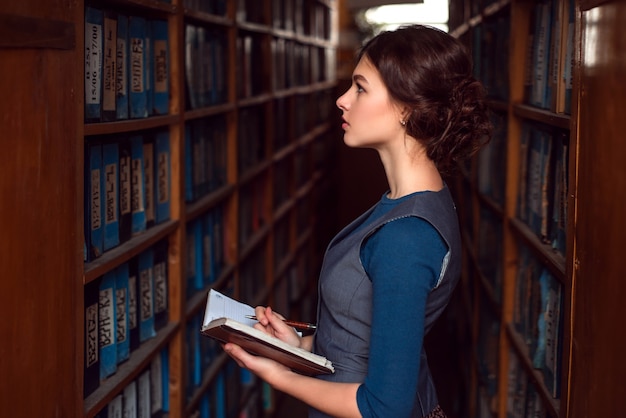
[
  {"left": 222, "top": 342, "right": 292, "bottom": 386},
  {"left": 252, "top": 306, "right": 303, "bottom": 348}
]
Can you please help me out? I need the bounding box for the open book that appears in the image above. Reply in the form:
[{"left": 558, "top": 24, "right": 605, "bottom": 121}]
[{"left": 200, "top": 289, "right": 334, "bottom": 376}]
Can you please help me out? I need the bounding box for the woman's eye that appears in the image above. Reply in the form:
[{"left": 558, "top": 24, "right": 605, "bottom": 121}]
[{"left": 355, "top": 84, "right": 365, "bottom": 94}]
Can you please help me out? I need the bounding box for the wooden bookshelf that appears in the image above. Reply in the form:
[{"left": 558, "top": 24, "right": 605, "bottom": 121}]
[
  {"left": 448, "top": 0, "right": 626, "bottom": 416},
  {"left": 0, "top": 0, "right": 338, "bottom": 417}
]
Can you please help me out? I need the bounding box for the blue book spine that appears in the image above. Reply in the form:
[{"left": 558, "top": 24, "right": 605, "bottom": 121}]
[
  {"left": 215, "top": 370, "right": 226, "bottom": 418},
  {"left": 116, "top": 15, "right": 129, "bottom": 120},
  {"left": 138, "top": 247, "right": 156, "bottom": 342},
  {"left": 115, "top": 262, "right": 130, "bottom": 363},
  {"left": 151, "top": 20, "right": 170, "bottom": 115},
  {"left": 184, "top": 125, "right": 194, "bottom": 202},
  {"left": 127, "top": 257, "right": 140, "bottom": 351},
  {"left": 153, "top": 240, "right": 169, "bottom": 331},
  {"left": 103, "top": 142, "right": 120, "bottom": 251},
  {"left": 193, "top": 219, "right": 204, "bottom": 293},
  {"left": 118, "top": 138, "right": 132, "bottom": 243},
  {"left": 85, "top": 7, "right": 103, "bottom": 122},
  {"left": 145, "top": 21, "right": 153, "bottom": 117},
  {"left": 87, "top": 142, "right": 104, "bottom": 260},
  {"left": 143, "top": 137, "right": 156, "bottom": 228},
  {"left": 102, "top": 11, "right": 118, "bottom": 122},
  {"left": 199, "top": 393, "right": 210, "bottom": 418},
  {"left": 99, "top": 271, "right": 117, "bottom": 380},
  {"left": 130, "top": 135, "right": 147, "bottom": 234},
  {"left": 203, "top": 211, "right": 215, "bottom": 286},
  {"left": 155, "top": 130, "right": 171, "bottom": 224},
  {"left": 161, "top": 348, "right": 170, "bottom": 413},
  {"left": 84, "top": 279, "right": 100, "bottom": 397},
  {"left": 129, "top": 16, "right": 148, "bottom": 119}
]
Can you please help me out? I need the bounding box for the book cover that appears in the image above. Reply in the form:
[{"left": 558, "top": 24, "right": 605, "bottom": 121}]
[
  {"left": 137, "top": 369, "right": 151, "bottom": 418},
  {"left": 107, "top": 394, "right": 123, "bottom": 417},
  {"left": 102, "top": 11, "right": 118, "bottom": 122},
  {"left": 138, "top": 247, "right": 156, "bottom": 343},
  {"left": 154, "top": 130, "right": 170, "bottom": 224},
  {"left": 130, "top": 135, "right": 147, "bottom": 235},
  {"left": 540, "top": 269, "right": 563, "bottom": 398},
  {"left": 86, "top": 141, "right": 104, "bottom": 261},
  {"left": 84, "top": 279, "right": 100, "bottom": 398},
  {"left": 85, "top": 7, "right": 104, "bottom": 122},
  {"left": 184, "top": 24, "right": 199, "bottom": 110},
  {"left": 142, "top": 136, "right": 155, "bottom": 228},
  {"left": 116, "top": 14, "right": 129, "bottom": 120},
  {"left": 123, "top": 380, "right": 138, "bottom": 418},
  {"left": 551, "top": 137, "right": 568, "bottom": 254},
  {"left": 129, "top": 16, "right": 148, "bottom": 119},
  {"left": 99, "top": 270, "right": 118, "bottom": 380},
  {"left": 153, "top": 240, "right": 169, "bottom": 331},
  {"left": 145, "top": 21, "right": 153, "bottom": 117},
  {"left": 102, "top": 141, "right": 120, "bottom": 251},
  {"left": 118, "top": 137, "right": 132, "bottom": 243},
  {"left": 151, "top": 19, "right": 169, "bottom": 115},
  {"left": 115, "top": 262, "right": 130, "bottom": 363},
  {"left": 150, "top": 351, "right": 164, "bottom": 417},
  {"left": 200, "top": 289, "right": 333, "bottom": 376},
  {"left": 128, "top": 256, "right": 140, "bottom": 352}
]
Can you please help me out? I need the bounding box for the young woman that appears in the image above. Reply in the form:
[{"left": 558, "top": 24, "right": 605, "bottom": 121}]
[{"left": 223, "top": 24, "right": 492, "bottom": 418}]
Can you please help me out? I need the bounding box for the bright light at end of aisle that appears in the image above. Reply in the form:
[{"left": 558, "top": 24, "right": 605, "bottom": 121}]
[{"left": 364, "top": 0, "right": 449, "bottom": 33}]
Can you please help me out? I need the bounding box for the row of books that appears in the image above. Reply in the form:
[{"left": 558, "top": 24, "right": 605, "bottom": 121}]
[
  {"left": 186, "top": 206, "right": 226, "bottom": 300},
  {"left": 84, "top": 241, "right": 169, "bottom": 397},
  {"left": 94, "top": 348, "right": 169, "bottom": 418},
  {"left": 184, "top": 24, "right": 228, "bottom": 110},
  {"left": 85, "top": 131, "right": 171, "bottom": 262},
  {"left": 84, "top": 7, "right": 169, "bottom": 123},
  {"left": 472, "top": 11, "right": 510, "bottom": 101},
  {"left": 516, "top": 120, "right": 569, "bottom": 255},
  {"left": 477, "top": 112, "right": 507, "bottom": 206},
  {"left": 239, "top": 176, "right": 268, "bottom": 248},
  {"left": 507, "top": 350, "right": 548, "bottom": 418},
  {"left": 184, "top": 0, "right": 227, "bottom": 15},
  {"left": 272, "top": 38, "right": 335, "bottom": 92},
  {"left": 513, "top": 244, "right": 563, "bottom": 398},
  {"left": 272, "top": 0, "right": 333, "bottom": 40},
  {"left": 523, "top": 0, "right": 575, "bottom": 114},
  {"left": 477, "top": 206, "right": 504, "bottom": 303},
  {"left": 184, "top": 116, "right": 228, "bottom": 203}
]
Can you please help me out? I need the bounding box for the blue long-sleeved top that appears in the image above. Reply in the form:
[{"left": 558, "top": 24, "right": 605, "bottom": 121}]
[{"left": 355, "top": 193, "right": 447, "bottom": 417}]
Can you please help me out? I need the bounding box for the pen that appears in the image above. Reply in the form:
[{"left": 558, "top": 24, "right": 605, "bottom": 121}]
[{"left": 245, "top": 315, "right": 317, "bottom": 331}]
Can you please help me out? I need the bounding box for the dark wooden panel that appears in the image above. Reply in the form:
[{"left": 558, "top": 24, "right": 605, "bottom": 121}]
[
  {"left": 570, "top": 2, "right": 626, "bottom": 416},
  {"left": 0, "top": 5, "right": 82, "bottom": 417}
]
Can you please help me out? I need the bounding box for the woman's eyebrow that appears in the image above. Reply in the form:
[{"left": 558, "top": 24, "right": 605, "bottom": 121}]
[{"left": 353, "top": 74, "right": 368, "bottom": 84}]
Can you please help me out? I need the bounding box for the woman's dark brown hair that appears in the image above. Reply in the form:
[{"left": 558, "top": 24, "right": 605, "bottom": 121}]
[{"left": 358, "top": 24, "right": 492, "bottom": 175}]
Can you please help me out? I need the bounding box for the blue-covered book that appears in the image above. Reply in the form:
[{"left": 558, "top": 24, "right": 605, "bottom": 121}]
[
  {"left": 116, "top": 15, "right": 129, "bottom": 120},
  {"left": 138, "top": 247, "right": 156, "bottom": 343},
  {"left": 86, "top": 141, "right": 104, "bottom": 260},
  {"left": 129, "top": 16, "right": 148, "bottom": 119},
  {"left": 102, "top": 141, "right": 120, "bottom": 251},
  {"left": 115, "top": 262, "right": 130, "bottom": 363},
  {"left": 155, "top": 130, "right": 171, "bottom": 224},
  {"left": 151, "top": 19, "right": 169, "bottom": 115},
  {"left": 130, "top": 135, "right": 146, "bottom": 235},
  {"left": 85, "top": 7, "right": 103, "bottom": 122},
  {"left": 118, "top": 137, "right": 132, "bottom": 243},
  {"left": 99, "top": 271, "right": 117, "bottom": 380},
  {"left": 153, "top": 240, "right": 168, "bottom": 331},
  {"left": 102, "top": 11, "right": 118, "bottom": 122},
  {"left": 143, "top": 137, "right": 155, "bottom": 228},
  {"left": 83, "top": 279, "right": 100, "bottom": 397}
]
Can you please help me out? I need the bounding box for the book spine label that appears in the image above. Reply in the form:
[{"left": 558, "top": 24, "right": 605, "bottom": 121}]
[
  {"left": 102, "top": 12, "right": 118, "bottom": 121},
  {"left": 138, "top": 248, "right": 156, "bottom": 342},
  {"left": 85, "top": 7, "right": 103, "bottom": 122},
  {"left": 116, "top": 15, "right": 129, "bottom": 120},
  {"left": 123, "top": 380, "right": 137, "bottom": 418},
  {"left": 119, "top": 138, "right": 132, "bottom": 243},
  {"left": 129, "top": 17, "right": 148, "bottom": 119},
  {"left": 128, "top": 257, "right": 140, "bottom": 351},
  {"left": 152, "top": 20, "right": 169, "bottom": 115},
  {"left": 155, "top": 131, "right": 170, "bottom": 224},
  {"left": 84, "top": 279, "right": 100, "bottom": 397},
  {"left": 150, "top": 352, "right": 164, "bottom": 415},
  {"left": 115, "top": 262, "right": 130, "bottom": 363},
  {"left": 130, "top": 135, "right": 146, "bottom": 234},
  {"left": 88, "top": 143, "right": 104, "bottom": 259},
  {"left": 143, "top": 138, "right": 155, "bottom": 228},
  {"left": 153, "top": 240, "right": 168, "bottom": 331},
  {"left": 137, "top": 369, "right": 151, "bottom": 418},
  {"left": 99, "top": 271, "right": 118, "bottom": 379},
  {"left": 103, "top": 142, "right": 120, "bottom": 250}
]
